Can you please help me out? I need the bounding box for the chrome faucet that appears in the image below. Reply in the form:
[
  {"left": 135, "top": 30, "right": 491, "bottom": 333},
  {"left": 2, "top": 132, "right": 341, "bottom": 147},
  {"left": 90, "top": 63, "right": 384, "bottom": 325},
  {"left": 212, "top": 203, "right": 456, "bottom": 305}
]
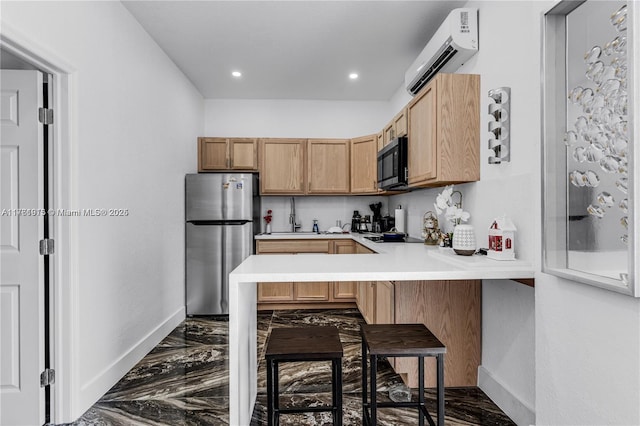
[{"left": 289, "top": 197, "right": 301, "bottom": 232}]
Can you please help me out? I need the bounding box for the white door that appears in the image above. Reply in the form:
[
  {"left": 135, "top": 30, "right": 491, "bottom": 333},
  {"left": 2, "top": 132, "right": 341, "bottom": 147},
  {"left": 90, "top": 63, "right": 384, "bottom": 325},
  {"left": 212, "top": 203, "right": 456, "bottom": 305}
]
[{"left": 0, "top": 70, "right": 45, "bottom": 425}]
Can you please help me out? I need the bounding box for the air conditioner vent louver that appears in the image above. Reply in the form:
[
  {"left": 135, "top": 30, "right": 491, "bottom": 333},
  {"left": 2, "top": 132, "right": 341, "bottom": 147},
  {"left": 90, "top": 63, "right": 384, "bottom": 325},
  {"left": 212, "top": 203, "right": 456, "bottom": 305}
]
[
  {"left": 409, "top": 44, "right": 458, "bottom": 95},
  {"left": 405, "top": 8, "right": 478, "bottom": 96}
]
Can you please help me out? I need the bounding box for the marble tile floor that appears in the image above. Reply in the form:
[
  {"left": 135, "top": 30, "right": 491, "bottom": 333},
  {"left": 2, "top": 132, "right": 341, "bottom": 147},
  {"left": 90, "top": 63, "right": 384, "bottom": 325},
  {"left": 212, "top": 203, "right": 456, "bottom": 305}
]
[{"left": 70, "top": 309, "right": 515, "bottom": 426}]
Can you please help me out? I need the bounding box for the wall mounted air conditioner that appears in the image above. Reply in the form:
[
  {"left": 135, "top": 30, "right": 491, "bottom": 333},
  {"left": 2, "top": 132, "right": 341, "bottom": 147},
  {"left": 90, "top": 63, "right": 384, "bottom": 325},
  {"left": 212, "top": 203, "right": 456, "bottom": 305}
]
[{"left": 405, "top": 8, "right": 479, "bottom": 96}]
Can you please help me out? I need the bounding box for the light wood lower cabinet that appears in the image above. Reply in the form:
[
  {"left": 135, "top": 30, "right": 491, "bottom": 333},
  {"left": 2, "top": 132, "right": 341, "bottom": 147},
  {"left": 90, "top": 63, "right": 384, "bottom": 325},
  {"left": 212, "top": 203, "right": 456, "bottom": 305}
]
[
  {"left": 294, "top": 282, "right": 330, "bottom": 301},
  {"left": 257, "top": 282, "right": 294, "bottom": 302},
  {"left": 393, "top": 280, "right": 481, "bottom": 388},
  {"left": 356, "top": 281, "right": 376, "bottom": 324},
  {"left": 257, "top": 239, "right": 352, "bottom": 305},
  {"left": 332, "top": 240, "right": 357, "bottom": 300},
  {"left": 374, "top": 281, "right": 395, "bottom": 324},
  {"left": 355, "top": 279, "right": 480, "bottom": 387}
]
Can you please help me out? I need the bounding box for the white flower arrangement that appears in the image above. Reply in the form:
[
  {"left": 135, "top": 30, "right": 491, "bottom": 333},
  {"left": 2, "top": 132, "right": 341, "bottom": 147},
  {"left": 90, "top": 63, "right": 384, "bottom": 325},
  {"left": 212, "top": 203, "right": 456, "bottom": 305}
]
[{"left": 434, "top": 185, "right": 470, "bottom": 226}]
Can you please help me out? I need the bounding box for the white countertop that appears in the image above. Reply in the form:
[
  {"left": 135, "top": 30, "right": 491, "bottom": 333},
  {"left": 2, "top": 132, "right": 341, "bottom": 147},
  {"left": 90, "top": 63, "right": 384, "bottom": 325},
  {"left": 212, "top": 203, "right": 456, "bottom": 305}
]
[
  {"left": 229, "top": 232, "right": 534, "bottom": 425},
  {"left": 239, "top": 232, "right": 534, "bottom": 282}
]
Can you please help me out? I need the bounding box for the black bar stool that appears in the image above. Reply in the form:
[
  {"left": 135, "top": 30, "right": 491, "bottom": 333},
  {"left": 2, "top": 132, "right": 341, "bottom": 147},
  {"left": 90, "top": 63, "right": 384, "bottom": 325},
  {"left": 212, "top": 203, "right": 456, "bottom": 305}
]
[
  {"left": 265, "top": 326, "right": 343, "bottom": 426},
  {"left": 361, "top": 323, "right": 446, "bottom": 426}
]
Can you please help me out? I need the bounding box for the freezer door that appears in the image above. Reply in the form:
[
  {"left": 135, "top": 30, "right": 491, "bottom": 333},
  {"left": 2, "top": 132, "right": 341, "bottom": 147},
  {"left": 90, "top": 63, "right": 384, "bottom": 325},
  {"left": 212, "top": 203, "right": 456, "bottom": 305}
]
[
  {"left": 185, "top": 222, "right": 253, "bottom": 315},
  {"left": 186, "top": 173, "right": 254, "bottom": 221}
]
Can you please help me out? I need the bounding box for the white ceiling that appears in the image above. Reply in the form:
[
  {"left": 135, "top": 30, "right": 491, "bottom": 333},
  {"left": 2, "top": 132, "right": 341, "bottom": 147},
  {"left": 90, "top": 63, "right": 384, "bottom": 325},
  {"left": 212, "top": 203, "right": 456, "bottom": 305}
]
[{"left": 122, "top": 1, "right": 467, "bottom": 101}]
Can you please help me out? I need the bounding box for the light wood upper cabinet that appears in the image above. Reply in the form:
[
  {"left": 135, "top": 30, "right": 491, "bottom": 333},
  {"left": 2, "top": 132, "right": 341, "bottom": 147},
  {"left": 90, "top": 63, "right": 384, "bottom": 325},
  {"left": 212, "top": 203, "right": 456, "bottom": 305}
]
[
  {"left": 383, "top": 122, "right": 394, "bottom": 146},
  {"left": 307, "top": 139, "right": 350, "bottom": 194},
  {"left": 394, "top": 108, "right": 408, "bottom": 138},
  {"left": 377, "top": 131, "right": 384, "bottom": 152},
  {"left": 259, "top": 138, "right": 306, "bottom": 195},
  {"left": 350, "top": 135, "right": 378, "bottom": 194},
  {"left": 407, "top": 73, "right": 480, "bottom": 188},
  {"left": 229, "top": 138, "right": 258, "bottom": 170},
  {"left": 198, "top": 137, "right": 258, "bottom": 171},
  {"left": 198, "top": 137, "right": 229, "bottom": 170},
  {"left": 382, "top": 107, "right": 408, "bottom": 146}
]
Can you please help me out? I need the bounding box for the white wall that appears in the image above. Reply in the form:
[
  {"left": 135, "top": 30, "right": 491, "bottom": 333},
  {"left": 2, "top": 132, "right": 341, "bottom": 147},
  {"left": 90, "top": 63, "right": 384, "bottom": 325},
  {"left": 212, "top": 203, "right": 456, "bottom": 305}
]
[
  {"left": 1, "top": 2, "right": 203, "bottom": 422},
  {"left": 205, "top": 98, "right": 389, "bottom": 138},
  {"left": 205, "top": 98, "right": 392, "bottom": 226},
  {"left": 387, "top": 2, "right": 640, "bottom": 425},
  {"left": 387, "top": 2, "right": 543, "bottom": 424},
  {"left": 390, "top": 2, "right": 640, "bottom": 426}
]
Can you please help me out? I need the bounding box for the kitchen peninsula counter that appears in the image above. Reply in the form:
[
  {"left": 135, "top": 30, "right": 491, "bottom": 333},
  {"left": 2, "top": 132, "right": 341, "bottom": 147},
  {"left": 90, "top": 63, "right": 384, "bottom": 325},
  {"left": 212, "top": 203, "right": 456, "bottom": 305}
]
[{"left": 229, "top": 233, "right": 534, "bottom": 425}]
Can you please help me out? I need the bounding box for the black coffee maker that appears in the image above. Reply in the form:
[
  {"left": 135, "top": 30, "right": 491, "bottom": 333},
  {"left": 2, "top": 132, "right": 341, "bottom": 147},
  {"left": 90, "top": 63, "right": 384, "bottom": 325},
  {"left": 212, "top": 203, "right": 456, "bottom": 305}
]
[
  {"left": 369, "top": 203, "right": 382, "bottom": 233},
  {"left": 380, "top": 215, "right": 395, "bottom": 232},
  {"left": 351, "top": 210, "right": 361, "bottom": 233}
]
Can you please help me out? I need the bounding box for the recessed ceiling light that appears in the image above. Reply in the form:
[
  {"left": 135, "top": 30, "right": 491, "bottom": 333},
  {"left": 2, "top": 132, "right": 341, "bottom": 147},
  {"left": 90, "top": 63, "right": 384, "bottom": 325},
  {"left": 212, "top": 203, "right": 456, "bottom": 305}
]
[
  {"left": 232, "top": 71, "right": 242, "bottom": 78},
  {"left": 349, "top": 73, "right": 359, "bottom": 80}
]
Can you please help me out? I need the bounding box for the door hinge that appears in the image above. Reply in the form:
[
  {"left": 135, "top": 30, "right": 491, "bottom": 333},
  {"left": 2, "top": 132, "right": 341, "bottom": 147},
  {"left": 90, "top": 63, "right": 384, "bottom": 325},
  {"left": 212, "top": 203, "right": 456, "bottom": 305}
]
[
  {"left": 38, "top": 107, "right": 54, "bottom": 125},
  {"left": 40, "top": 368, "right": 55, "bottom": 387},
  {"left": 39, "top": 238, "right": 55, "bottom": 255}
]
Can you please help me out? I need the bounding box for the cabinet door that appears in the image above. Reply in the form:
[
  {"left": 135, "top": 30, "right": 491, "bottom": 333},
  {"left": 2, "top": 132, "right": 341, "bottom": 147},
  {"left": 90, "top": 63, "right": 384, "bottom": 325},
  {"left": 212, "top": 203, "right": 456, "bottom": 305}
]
[
  {"left": 307, "top": 139, "right": 350, "bottom": 194},
  {"left": 365, "top": 282, "right": 376, "bottom": 324},
  {"left": 294, "top": 282, "right": 330, "bottom": 301},
  {"left": 258, "top": 282, "right": 294, "bottom": 302},
  {"left": 435, "top": 73, "right": 480, "bottom": 183},
  {"left": 407, "top": 74, "right": 480, "bottom": 187},
  {"left": 407, "top": 80, "right": 437, "bottom": 184},
  {"left": 350, "top": 135, "right": 378, "bottom": 194},
  {"left": 198, "top": 137, "right": 228, "bottom": 171},
  {"left": 332, "top": 240, "right": 357, "bottom": 299},
  {"left": 377, "top": 131, "right": 384, "bottom": 151},
  {"left": 258, "top": 240, "right": 330, "bottom": 253},
  {"left": 355, "top": 242, "right": 376, "bottom": 254},
  {"left": 356, "top": 281, "right": 376, "bottom": 323},
  {"left": 230, "top": 138, "right": 257, "bottom": 170},
  {"left": 383, "top": 121, "right": 395, "bottom": 145},
  {"left": 333, "top": 282, "right": 356, "bottom": 299},
  {"left": 394, "top": 108, "right": 408, "bottom": 137},
  {"left": 375, "top": 281, "right": 395, "bottom": 324},
  {"left": 259, "top": 138, "right": 306, "bottom": 194}
]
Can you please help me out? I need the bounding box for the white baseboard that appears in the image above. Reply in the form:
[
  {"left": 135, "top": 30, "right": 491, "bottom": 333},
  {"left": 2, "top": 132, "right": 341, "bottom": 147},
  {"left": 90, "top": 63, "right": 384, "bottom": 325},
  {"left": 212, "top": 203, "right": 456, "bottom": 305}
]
[
  {"left": 478, "top": 366, "right": 535, "bottom": 426},
  {"left": 75, "top": 307, "right": 185, "bottom": 420}
]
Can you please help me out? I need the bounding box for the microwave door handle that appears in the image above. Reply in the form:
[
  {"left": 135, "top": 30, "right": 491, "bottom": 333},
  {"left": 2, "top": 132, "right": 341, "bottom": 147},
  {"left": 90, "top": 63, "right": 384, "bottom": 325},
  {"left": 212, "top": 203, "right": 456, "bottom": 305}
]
[{"left": 404, "top": 167, "right": 408, "bottom": 181}]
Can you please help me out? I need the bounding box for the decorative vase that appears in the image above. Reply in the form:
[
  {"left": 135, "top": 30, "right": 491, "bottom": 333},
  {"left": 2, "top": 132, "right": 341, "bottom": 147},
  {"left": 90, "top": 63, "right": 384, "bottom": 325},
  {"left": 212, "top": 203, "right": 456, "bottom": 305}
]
[
  {"left": 265, "top": 223, "right": 272, "bottom": 234},
  {"left": 452, "top": 224, "right": 476, "bottom": 256}
]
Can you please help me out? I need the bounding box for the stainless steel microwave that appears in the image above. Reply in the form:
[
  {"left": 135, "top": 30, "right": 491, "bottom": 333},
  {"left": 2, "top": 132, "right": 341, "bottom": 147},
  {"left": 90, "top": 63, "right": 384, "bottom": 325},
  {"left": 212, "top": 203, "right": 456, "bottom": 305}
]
[{"left": 377, "top": 136, "right": 408, "bottom": 190}]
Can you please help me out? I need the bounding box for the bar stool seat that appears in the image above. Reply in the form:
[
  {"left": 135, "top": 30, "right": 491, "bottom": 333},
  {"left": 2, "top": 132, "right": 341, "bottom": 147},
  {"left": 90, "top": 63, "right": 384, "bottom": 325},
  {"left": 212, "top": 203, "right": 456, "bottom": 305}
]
[
  {"left": 361, "top": 323, "right": 446, "bottom": 426},
  {"left": 265, "top": 326, "right": 343, "bottom": 426}
]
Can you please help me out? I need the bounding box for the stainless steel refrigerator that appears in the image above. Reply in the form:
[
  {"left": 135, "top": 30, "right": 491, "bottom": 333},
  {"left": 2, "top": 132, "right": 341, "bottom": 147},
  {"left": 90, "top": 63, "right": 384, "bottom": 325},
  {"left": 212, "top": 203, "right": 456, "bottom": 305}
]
[{"left": 185, "top": 173, "right": 260, "bottom": 315}]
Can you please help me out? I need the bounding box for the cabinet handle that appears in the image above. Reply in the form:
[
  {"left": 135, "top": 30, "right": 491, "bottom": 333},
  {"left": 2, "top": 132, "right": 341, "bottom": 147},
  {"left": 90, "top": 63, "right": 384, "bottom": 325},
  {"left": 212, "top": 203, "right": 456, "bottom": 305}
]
[{"left": 373, "top": 180, "right": 376, "bottom": 190}]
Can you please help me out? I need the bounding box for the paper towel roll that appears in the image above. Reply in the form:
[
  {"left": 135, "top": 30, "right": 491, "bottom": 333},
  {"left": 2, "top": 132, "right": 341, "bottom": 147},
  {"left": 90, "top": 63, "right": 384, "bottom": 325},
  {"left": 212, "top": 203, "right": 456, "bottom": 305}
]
[{"left": 395, "top": 206, "right": 406, "bottom": 233}]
